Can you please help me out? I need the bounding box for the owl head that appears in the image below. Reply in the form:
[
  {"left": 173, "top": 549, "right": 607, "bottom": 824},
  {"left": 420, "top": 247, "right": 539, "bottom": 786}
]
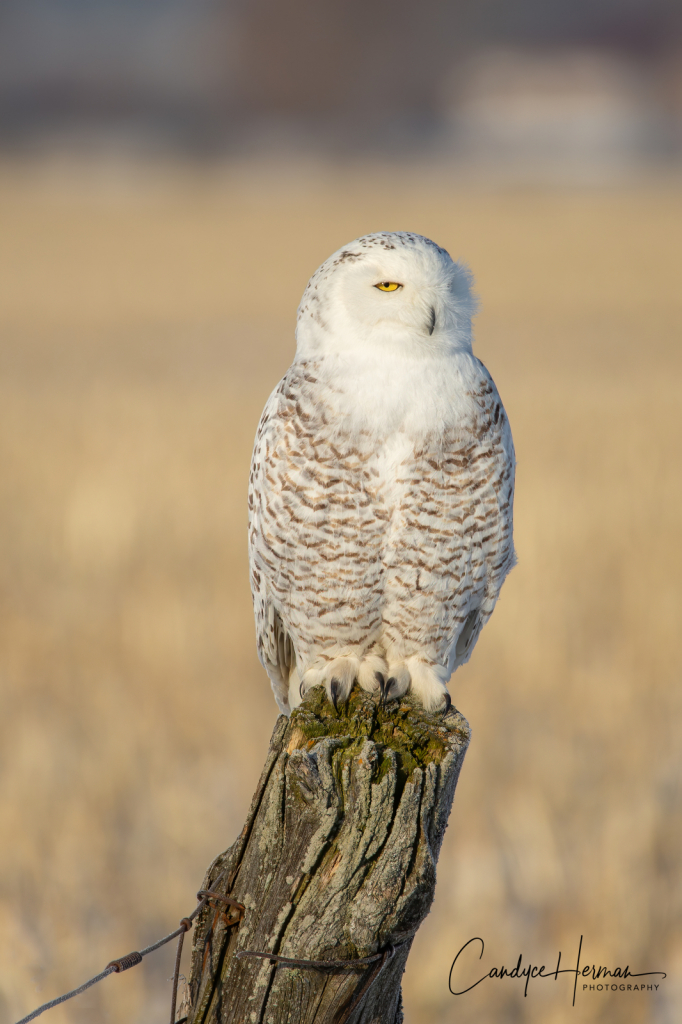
[{"left": 295, "top": 232, "right": 478, "bottom": 359}]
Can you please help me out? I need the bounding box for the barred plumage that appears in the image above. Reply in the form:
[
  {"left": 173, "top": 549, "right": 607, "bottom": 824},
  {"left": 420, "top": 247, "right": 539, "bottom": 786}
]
[{"left": 248, "top": 232, "right": 515, "bottom": 713}]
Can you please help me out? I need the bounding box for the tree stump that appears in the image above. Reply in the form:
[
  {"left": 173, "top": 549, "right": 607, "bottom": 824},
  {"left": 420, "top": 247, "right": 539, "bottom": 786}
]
[{"left": 186, "top": 685, "right": 470, "bottom": 1024}]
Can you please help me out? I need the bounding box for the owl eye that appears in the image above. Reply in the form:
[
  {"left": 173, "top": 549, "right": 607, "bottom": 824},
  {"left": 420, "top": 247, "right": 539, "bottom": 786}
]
[{"left": 375, "top": 281, "right": 401, "bottom": 292}]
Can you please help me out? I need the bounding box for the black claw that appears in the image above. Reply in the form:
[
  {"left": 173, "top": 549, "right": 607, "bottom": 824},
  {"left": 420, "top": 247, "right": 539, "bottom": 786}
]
[
  {"left": 385, "top": 677, "right": 397, "bottom": 702},
  {"left": 375, "top": 672, "right": 386, "bottom": 705},
  {"left": 299, "top": 679, "right": 305, "bottom": 699},
  {"left": 330, "top": 677, "right": 340, "bottom": 710},
  {"left": 442, "top": 691, "right": 452, "bottom": 713}
]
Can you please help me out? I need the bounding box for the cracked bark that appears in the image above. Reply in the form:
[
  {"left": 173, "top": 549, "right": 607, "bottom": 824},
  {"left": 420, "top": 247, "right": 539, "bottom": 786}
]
[{"left": 186, "top": 686, "right": 470, "bottom": 1024}]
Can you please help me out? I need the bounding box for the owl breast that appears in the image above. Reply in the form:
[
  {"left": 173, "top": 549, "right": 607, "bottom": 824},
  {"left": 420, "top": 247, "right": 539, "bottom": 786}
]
[{"left": 248, "top": 355, "right": 515, "bottom": 713}]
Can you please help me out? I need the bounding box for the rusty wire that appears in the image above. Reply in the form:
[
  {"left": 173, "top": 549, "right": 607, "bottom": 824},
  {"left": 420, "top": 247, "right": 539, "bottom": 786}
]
[
  {"left": 14, "top": 893, "right": 213, "bottom": 1024},
  {"left": 236, "top": 946, "right": 394, "bottom": 969},
  {"left": 237, "top": 943, "right": 398, "bottom": 1024},
  {"left": 337, "top": 945, "right": 394, "bottom": 1024},
  {"left": 236, "top": 938, "right": 410, "bottom": 1024},
  {"left": 168, "top": 919, "right": 193, "bottom": 1024},
  {"left": 15, "top": 882, "right": 406, "bottom": 1024},
  {"left": 196, "top": 890, "right": 245, "bottom": 923}
]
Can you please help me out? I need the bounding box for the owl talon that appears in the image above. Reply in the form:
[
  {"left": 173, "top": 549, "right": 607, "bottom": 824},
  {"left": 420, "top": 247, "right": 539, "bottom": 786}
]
[
  {"left": 330, "top": 677, "right": 341, "bottom": 709},
  {"left": 381, "top": 665, "right": 411, "bottom": 704},
  {"left": 375, "top": 672, "right": 386, "bottom": 705},
  {"left": 385, "top": 677, "right": 398, "bottom": 702}
]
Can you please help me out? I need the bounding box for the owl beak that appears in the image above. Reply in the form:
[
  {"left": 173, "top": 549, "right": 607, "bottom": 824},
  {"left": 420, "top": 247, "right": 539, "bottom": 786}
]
[{"left": 427, "top": 307, "right": 436, "bottom": 335}]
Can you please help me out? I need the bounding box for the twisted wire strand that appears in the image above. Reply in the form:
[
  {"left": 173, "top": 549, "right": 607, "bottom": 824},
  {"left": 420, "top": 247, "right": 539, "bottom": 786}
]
[
  {"left": 168, "top": 919, "right": 193, "bottom": 1024},
  {"left": 236, "top": 948, "right": 389, "bottom": 968},
  {"left": 14, "top": 884, "right": 408, "bottom": 1024},
  {"left": 14, "top": 967, "right": 117, "bottom": 1024},
  {"left": 337, "top": 946, "right": 394, "bottom": 1024},
  {"left": 236, "top": 934, "right": 413, "bottom": 1024},
  {"left": 14, "top": 896, "right": 212, "bottom": 1024}
]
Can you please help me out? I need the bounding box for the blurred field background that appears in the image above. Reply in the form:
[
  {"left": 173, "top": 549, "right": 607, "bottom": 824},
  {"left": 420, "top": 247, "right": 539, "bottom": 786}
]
[
  {"left": 1, "top": 3, "right": 682, "bottom": 1024},
  {"left": 0, "top": 160, "right": 680, "bottom": 1024}
]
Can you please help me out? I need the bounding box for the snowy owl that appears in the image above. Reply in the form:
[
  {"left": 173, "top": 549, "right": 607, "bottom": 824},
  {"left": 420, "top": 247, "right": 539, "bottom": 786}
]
[{"left": 248, "top": 232, "right": 515, "bottom": 715}]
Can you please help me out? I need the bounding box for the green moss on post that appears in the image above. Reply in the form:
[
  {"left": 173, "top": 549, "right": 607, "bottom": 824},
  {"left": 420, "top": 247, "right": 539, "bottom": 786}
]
[{"left": 290, "top": 684, "right": 469, "bottom": 798}]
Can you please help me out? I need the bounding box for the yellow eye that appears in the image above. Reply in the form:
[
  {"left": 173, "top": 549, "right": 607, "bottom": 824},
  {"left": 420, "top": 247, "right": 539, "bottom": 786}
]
[{"left": 375, "top": 281, "right": 401, "bottom": 292}]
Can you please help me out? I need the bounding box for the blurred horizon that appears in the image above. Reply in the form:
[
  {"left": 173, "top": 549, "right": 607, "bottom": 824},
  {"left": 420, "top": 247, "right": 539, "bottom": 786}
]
[{"left": 0, "top": 0, "right": 681, "bottom": 175}]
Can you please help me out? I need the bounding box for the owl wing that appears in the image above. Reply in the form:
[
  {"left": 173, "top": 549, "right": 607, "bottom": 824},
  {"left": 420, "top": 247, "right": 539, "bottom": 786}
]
[
  {"left": 248, "top": 375, "right": 294, "bottom": 712},
  {"left": 445, "top": 365, "right": 516, "bottom": 669},
  {"left": 247, "top": 363, "right": 387, "bottom": 712},
  {"left": 380, "top": 360, "right": 515, "bottom": 675}
]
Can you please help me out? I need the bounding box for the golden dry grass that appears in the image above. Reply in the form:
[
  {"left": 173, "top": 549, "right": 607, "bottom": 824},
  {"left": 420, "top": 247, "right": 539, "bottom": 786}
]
[{"left": 0, "top": 158, "right": 680, "bottom": 1024}]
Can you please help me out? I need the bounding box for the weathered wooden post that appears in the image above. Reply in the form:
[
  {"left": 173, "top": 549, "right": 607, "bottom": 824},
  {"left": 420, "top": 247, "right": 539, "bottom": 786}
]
[{"left": 186, "top": 685, "right": 470, "bottom": 1024}]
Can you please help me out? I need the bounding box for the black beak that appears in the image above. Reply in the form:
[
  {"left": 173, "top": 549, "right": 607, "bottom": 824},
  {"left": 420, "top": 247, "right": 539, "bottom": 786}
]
[{"left": 427, "top": 307, "right": 436, "bottom": 335}]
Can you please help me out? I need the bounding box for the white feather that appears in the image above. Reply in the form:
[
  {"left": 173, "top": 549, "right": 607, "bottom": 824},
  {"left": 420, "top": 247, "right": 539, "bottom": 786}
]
[{"left": 248, "top": 232, "right": 516, "bottom": 714}]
